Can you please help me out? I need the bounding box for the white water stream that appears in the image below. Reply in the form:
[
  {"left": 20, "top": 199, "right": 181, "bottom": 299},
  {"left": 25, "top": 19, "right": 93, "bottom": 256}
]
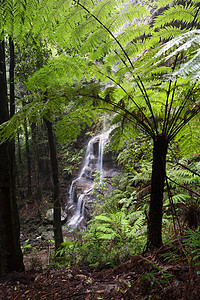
[{"left": 66, "top": 130, "right": 111, "bottom": 229}]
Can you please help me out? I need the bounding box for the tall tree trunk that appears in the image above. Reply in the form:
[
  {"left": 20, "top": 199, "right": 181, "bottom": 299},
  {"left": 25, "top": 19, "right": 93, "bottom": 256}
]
[
  {"left": 31, "top": 122, "right": 42, "bottom": 218},
  {"left": 16, "top": 131, "right": 25, "bottom": 199},
  {"left": 44, "top": 118, "right": 63, "bottom": 251},
  {"left": 9, "top": 37, "right": 15, "bottom": 117},
  {"left": 148, "top": 135, "right": 168, "bottom": 249},
  {"left": 8, "top": 37, "right": 23, "bottom": 267},
  {"left": 23, "top": 117, "right": 32, "bottom": 201},
  {"left": 0, "top": 40, "right": 24, "bottom": 276}
]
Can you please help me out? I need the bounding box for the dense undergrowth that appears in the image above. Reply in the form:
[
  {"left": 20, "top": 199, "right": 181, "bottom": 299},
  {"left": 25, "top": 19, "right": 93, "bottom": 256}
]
[{"left": 48, "top": 135, "right": 200, "bottom": 275}]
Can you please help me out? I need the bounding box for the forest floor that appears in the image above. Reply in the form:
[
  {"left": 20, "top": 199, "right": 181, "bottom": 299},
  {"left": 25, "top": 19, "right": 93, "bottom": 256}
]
[
  {"left": 0, "top": 200, "right": 200, "bottom": 299},
  {"left": 0, "top": 250, "right": 200, "bottom": 299}
]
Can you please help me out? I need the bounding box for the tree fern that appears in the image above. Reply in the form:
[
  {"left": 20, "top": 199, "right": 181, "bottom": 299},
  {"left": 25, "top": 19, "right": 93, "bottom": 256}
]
[{"left": 2, "top": 0, "right": 199, "bottom": 250}]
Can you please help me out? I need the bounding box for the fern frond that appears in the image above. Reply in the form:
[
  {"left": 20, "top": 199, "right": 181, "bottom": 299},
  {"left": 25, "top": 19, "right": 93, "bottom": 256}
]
[
  {"left": 56, "top": 0, "right": 149, "bottom": 66},
  {"left": 153, "top": 26, "right": 187, "bottom": 43},
  {"left": 156, "top": 0, "right": 173, "bottom": 6},
  {"left": 27, "top": 55, "right": 87, "bottom": 91},
  {"left": 0, "top": 0, "right": 70, "bottom": 43},
  {"left": 167, "top": 159, "right": 200, "bottom": 187},
  {"left": 153, "top": 4, "right": 198, "bottom": 30},
  {"left": 171, "top": 193, "right": 191, "bottom": 205},
  {"left": 174, "top": 118, "right": 200, "bottom": 156},
  {"left": 155, "top": 29, "right": 200, "bottom": 58},
  {"left": 56, "top": 108, "right": 96, "bottom": 145}
]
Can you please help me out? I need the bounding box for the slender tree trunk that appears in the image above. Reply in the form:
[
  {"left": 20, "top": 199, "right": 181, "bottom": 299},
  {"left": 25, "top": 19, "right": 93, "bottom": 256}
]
[
  {"left": 23, "top": 117, "right": 32, "bottom": 201},
  {"left": 9, "top": 37, "right": 15, "bottom": 117},
  {"left": 31, "top": 123, "right": 42, "bottom": 218},
  {"left": 17, "top": 131, "right": 22, "bottom": 165},
  {"left": 44, "top": 118, "right": 63, "bottom": 251},
  {"left": 0, "top": 40, "right": 24, "bottom": 276},
  {"left": 16, "top": 131, "right": 25, "bottom": 200},
  {"left": 148, "top": 135, "right": 168, "bottom": 249}
]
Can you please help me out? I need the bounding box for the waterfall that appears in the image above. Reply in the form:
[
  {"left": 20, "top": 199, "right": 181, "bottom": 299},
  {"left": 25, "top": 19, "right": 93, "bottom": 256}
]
[{"left": 66, "top": 130, "right": 110, "bottom": 229}]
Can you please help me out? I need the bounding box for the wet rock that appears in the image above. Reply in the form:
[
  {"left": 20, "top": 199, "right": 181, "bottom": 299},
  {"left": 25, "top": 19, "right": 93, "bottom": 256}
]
[
  {"left": 44, "top": 208, "right": 68, "bottom": 225},
  {"left": 38, "top": 225, "right": 54, "bottom": 241}
]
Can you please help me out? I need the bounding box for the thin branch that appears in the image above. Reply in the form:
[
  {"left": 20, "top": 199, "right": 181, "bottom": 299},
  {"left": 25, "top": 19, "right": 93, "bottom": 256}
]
[
  {"left": 136, "top": 76, "right": 158, "bottom": 135},
  {"left": 170, "top": 106, "right": 200, "bottom": 141},
  {"left": 176, "top": 162, "right": 200, "bottom": 178},
  {"left": 166, "top": 176, "right": 200, "bottom": 198},
  {"left": 163, "top": 54, "right": 179, "bottom": 136},
  {"left": 191, "top": 6, "right": 200, "bottom": 29},
  {"left": 95, "top": 68, "right": 156, "bottom": 136},
  {"left": 77, "top": 92, "right": 155, "bottom": 138},
  {"left": 166, "top": 82, "right": 197, "bottom": 139},
  {"left": 164, "top": 79, "right": 177, "bottom": 136},
  {"left": 75, "top": 1, "right": 135, "bottom": 70}
]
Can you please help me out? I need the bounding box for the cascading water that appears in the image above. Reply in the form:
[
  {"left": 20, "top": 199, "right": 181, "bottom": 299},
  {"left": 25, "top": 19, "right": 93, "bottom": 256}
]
[{"left": 66, "top": 130, "right": 110, "bottom": 229}]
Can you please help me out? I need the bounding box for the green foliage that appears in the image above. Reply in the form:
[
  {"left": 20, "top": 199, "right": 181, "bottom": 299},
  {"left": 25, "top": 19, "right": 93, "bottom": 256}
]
[
  {"left": 60, "top": 147, "right": 83, "bottom": 175},
  {"left": 2, "top": 0, "right": 200, "bottom": 259},
  {"left": 56, "top": 0, "right": 150, "bottom": 60},
  {"left": 116, "top": 135, "right": 153, "bottom": 171},
  {"left": 164, "top": 157, "right": 200, "bottom": 229},
  {"left": 91, "top": 210, "right": 144, "bottom": 242},
  {"left": 159, "top": 227, "right": 200, "bottom": 273},
  {"left": 152, "top": 29, "right": 200, "bottom": 81},
  {"left": 175, "top": 118, "right": 200, "bottom": 156},
  {"left": 92, "top": 173, "right": 139, "bottom": 215},
  {"left": 55, "top": 219, "right": 145, "bottom": 268},
  {"left": 15, "top": 35, "right": 52, "bottom": 84},
  {"left": 54, "top": 173, "right": 147, "bottom": 268},
  {"left": 27, "top": 55, "right": 88, "bottom": 91},
  {"left": 21, "top": 239, "right": 32, "bottom": 254},
  {"left": 56, "top": 108, "right": 97, "bottom": 146},
  {"left": 0, "top": 0, "right": 67, "bottom": 41},
  {"left": 183, "top": 227, "right": 200, "bottom": 268},
  {"left": 167, "top": 158, "right": 200, "bottom": 187}
]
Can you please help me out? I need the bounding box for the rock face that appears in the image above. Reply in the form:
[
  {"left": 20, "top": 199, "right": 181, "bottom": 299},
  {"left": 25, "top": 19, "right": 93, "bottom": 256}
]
[
  {"left": 38, "top": 224, "right": 54, "bottom": 241},
  {"left": 36, "top": 209, "right": 68, "bottom": 241},
  {"left": 44, "top": 209, "right": 68, "bottom": 225},
  {"left": 64, "top": 130, "right": 119, "bottom": 231}
]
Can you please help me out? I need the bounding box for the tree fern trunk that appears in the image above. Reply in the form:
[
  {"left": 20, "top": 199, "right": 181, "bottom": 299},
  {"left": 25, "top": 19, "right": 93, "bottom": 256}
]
[{"left": 148, "top": 135, "right": 168, "bottom": 249}]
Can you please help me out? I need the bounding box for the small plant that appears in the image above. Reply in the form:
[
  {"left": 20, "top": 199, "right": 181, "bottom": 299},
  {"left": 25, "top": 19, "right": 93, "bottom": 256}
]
[
  {"left": 183, "top": 226, "right": 200, "bottom": 269},
  {"left": 21, "top": 239, "right": 32, "bottom": 254},
  {"left": 140, "top": 267, "right": 173, "bottom": 296}
]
